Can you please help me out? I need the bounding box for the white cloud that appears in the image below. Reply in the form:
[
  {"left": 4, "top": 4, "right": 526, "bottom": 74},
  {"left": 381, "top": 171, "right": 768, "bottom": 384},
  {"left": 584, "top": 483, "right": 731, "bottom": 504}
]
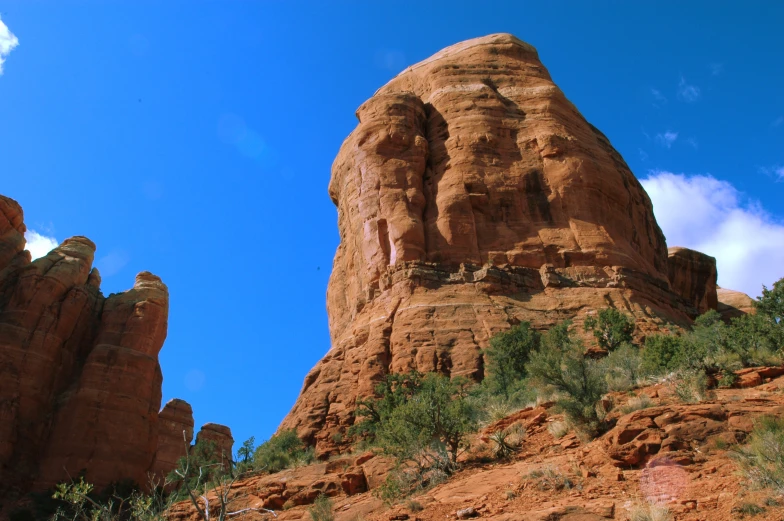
[
  {"left": 759, "top": 165, "right": 784, "bottom": 182},
  {"left": 0, "top": 15, "right": 19, "bottom": 75},
  {"left": 25, "top": 230, "right": 58, "bottom": 260},
  {"left": 677, "top": 76, "right": 701, "bottom": 102},
  {"left": 709, "top": 63, "right": 724, "bottom": 76},
  {"left": 650, "top": 88, "right": 667, "bottom": 106},
  {"left": 655, "top": 131, "right": 678, "bottom": 148},
  {"left": 639, "top": 148, "right": 649, "bottom": 161},
  {"left": 641, "top": 171, "right": 784, "bottom": 298}
]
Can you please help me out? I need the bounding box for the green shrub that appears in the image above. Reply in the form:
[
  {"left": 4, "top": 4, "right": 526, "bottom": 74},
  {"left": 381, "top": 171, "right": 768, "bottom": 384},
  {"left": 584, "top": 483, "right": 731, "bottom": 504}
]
[
  {"left": 308, "top": 494, "right": 334, "bottom": 521},
  {"left": 253, "top": 429, "right": 313, "bottom": 473},
  {"left": 605, "top": 343, "right": 644, "bottom": 390},
  {"left": 376, "top": 373, "right": 478, "bottom": 468},
  {"left": 526, "top": 321, "right": 608, "bottom": 437},
  {"left": 583, "top": 308, "right": 635, "bottom": 351},
  {"left": 673, "top": 369, "right": 711, "bottom": 403},
  {"left": 733, "top": 416, "right": 784, "bottom": 495},
  {"left": 619, "top": 394, "right": 654, "bottom": 415},
  {"left": 483, "top": 322, "right": 540, "bottom": 399},
  {"left": 525, "top": 466, "right": 578, "bottom": 491},
  {"left": 756, "top": 278, "right": 784, "bottom": 327},
  {"left": 642, "top": 334, "right": 682, "bottom": 375},
  {"left": 351, "top": 371, "right": 423, "bottom": 442}
]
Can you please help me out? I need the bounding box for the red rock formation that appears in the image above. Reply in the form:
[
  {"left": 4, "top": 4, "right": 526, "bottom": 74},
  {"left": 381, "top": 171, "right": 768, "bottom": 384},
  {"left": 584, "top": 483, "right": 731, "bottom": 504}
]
[
  {"left": 279, "top": 33, "right": 712, "bottom": 456},
  {"left": 152, "top": 399, "right": 195, "bottom": 481},
  {"left": 0, "top": 194, "right": 208, "bottom": 501},
  {"left": 195, "top": 423, "right": 234, "bottom": 463},
  {"left": 666, "top": 246, "right": 718, "bottom": 316},
  {"left": 717, "top": 287, "right": 755, "bottom": 321}
]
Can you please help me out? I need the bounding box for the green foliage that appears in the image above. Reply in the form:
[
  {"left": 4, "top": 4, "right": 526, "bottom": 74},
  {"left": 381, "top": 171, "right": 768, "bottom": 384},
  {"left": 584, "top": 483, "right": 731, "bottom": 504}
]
[
  {"left": 642, "top": 334, "right": 683, "bottom": 375},
  {"left": 583, "top": 308, "right": 635, "bottom": 351},
  {"left": 253, "top": 429, "right": 313, "bottom": 473},
  {"left": 483, "top": 322, "right": 540, "bottom": 399},
  {"left": 526, "top": 321, "right": 608, "bottom": 437},
  {"left": 604, "top": 342, "right": 644, "bottom": 391},
  {"left": 757, "top": 278, "right": 784, "bottom": 327},
  {"left": 48, "top": 477, "right": 166, "bottom": 521},
  {"left": 308, "top": 494, "right": 334, "bottom": 521},
  {"left": 376, "top": 373, "right": 478, "bottom": 468},
  {"left": 673, "top": 369, "right": 711, "bottom": 403},
  {"left": 733, "top": 416, "right": 784, "bottom": 495},
  {"left": 236, "top": 436, "right": 255, "bottom": 464},
  {"left": 168, "top": 438, "right": 230, "bottom": 500},
  {"left": 350, "top": 371, "right": 423, "bottom": 442}
]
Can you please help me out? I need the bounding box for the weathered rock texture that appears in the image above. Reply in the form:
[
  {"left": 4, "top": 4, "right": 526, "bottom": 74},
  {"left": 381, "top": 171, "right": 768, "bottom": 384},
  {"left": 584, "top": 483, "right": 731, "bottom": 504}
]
[
  {"left": 717, "top": 287, "right": 755, "bottom": 321},
  {"left": 0, "top": 194, "right": 205, "bottom": 500},
  {"left": 279, "top": 34, "right": 753, "bottom": 457},
  {"left": 195, "top": 423, "right": 235, "bottom": 462},
  {"left": 151, "top": 399, "right": 195, "bottom": 481},
  {"left": 666, "top": 247, "right": 718, "bottom": 317}
]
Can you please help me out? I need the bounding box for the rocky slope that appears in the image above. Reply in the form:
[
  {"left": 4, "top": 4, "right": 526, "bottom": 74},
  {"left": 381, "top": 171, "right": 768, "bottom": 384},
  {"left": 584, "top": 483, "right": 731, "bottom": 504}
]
[
  {"left": 170, "top": 369, "right": 784, "bottom": 521},
  {"left": 0, "top": 195, "right": 233, "bottom": 502},
  {"left": 279, "top": 33, "right": 747, "bottom": 456}
]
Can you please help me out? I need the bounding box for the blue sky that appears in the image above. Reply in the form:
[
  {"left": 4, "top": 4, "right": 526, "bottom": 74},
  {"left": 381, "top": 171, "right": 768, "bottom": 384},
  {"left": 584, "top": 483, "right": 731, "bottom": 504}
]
[{"left": 1, "top": 1, "right": 782, "bottom": 449}]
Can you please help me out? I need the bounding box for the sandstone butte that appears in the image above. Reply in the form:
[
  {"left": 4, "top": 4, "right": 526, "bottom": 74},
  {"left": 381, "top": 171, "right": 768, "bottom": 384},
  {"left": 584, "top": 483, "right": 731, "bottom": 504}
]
[
  {"left": 0, "top": 195, "right": 233, "bottom": 504},
  {"left": 278, "top": 33, "right": 754, "bottom": 457}
]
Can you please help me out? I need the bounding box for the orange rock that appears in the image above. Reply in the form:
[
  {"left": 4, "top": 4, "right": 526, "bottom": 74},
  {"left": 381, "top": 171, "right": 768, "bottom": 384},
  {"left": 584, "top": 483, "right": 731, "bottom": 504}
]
[
  {"left": 194, "top": 423, "right": 235, "bottom": 464},
  {"left": 666, "top": 247, "right": 718, "bottom": 317},
  {"left": 152, "top": 399, "right": 195, "bottom": 482},
  {"left": 717, "top": 287, "right": 755, "bottom": 321},
  {"left": 0, "top": 194, "right": 218, "bottom": 500},
  {"left": 278, "top": 34, "right": 712, "bottom": 455}
]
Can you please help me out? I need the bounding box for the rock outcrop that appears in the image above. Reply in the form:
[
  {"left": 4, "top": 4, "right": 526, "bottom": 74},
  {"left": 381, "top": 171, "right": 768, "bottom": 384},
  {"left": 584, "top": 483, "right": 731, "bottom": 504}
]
[
  {"left": 717, "top": 287, "right": 755, "bottom": 321},
  {"left": 194, "top": 423, "right": 235, "bottom": 462},
  {"left": 666, "top": 247, "right": 718, "bottom": 317},
  {"left": 0, "top": 194, "right": 210, "bottom": 500},
  {"left": 152, "top": 399, "right": 195, "bottom": 481},
  {"left": 279, "top": 33, "right": 739, "bottom": 456}
]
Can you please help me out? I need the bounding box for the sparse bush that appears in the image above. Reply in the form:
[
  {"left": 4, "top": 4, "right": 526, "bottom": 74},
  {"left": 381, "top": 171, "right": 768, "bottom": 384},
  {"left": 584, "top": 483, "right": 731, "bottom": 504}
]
[
  {"left": 673, "top": 370, "right": 711, "bottom": 403},
  {"left": 733, "top": 502, "right": 766, "bottom": 516},
  {"left": 733, "top": 416, "right": 784, "bottom": 496},
  {"left": 405, "top": 499, "right": 424, "bottom": 512},
  {"left": 605, "top": 343, "right": 644, "bottom": 391},
  {"left": 253, "top": 429, "right": 313, "bottom": 473},
  {"left": 488, "top": 427, "right": 522, "bottom": 460},
  {"left": 483, "top": 322, "right": 540, "bottom": 399},
  {"left": 628, "top": 501, "right": 672, "bottom": 521},
  {"left": 583, "top": 308, "right": 635, "bottom": 352},
  {"left": 619, "top": 394, "right": 654, "bottom": 415},
  {"left": 526, "top": 321, "right": 609, "bottom": 437},
  {"left": 351, "top": 371, "right": 423, "bottom": 442},
  {"left": 547, "top": 420, "right": 569, "bottom": 439},
  {"left": 308, "top": 494, "right": 334, "bottom": 521},
  {"left": 525, "top": 466, "right": 577, "bottom": 491}
]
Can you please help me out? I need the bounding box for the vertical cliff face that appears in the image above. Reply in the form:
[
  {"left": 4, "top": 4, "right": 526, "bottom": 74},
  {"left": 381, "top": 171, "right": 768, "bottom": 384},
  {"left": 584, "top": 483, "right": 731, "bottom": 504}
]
[
  {"left": 666, "top": 247, "right": 718, "bottom": 317},
  {"left": 0, "top": 194, "right": 220, "bottom": 500},
  {"left": 279, "top": 33, "right": 739, "bottom": 457}
]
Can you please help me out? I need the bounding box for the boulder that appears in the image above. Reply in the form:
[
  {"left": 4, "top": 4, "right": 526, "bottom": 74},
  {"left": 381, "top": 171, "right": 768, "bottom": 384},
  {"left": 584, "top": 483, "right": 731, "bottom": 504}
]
[{"left": 666, "top": 247, "right": 718, "bottom": 316}]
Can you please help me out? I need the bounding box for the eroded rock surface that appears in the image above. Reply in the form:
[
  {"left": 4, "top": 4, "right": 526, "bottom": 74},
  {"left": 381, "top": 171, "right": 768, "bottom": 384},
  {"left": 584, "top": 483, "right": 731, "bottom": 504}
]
[
  {"left": 0, "top": 194, "right": 202, "bottom": 500},
  {"left": 152, "top": 399, "right": 195, "bottom": 481},
  {"left": 195, "top": 423, "right": 235, "bottom": 463},
  {"left": 717, "top": 287, "right": 755, "bottom": 321},
  {"left": 667, "top": 247, "right": 718, "bottom": 317},
  {"left": 279, "top": 34, "right": 735, "bottom": 456}
]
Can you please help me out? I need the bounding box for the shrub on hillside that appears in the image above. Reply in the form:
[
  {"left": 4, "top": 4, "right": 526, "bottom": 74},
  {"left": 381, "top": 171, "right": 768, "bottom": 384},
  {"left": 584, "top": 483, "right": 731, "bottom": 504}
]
[
  {"left": 483, "top": 322, "right": 540, "bottom": 399},
  {"left": 253, "top": 429, "right": 313, "bottom": 473},
  {"left": 641, "top": 334, "right": 682, "bottom": 375},
  {"left": 308, "top": 494, "right": 334, "bottom": 521},
  {"left": 526, "top": 320, "right": 608, "bottom": 437},
  {"left": 351, "top": 371, "right": 423, "bottom": 442},
  {"left": 733, "top": 415, "right": 784, "bottom": 496},
  {"left": 583, "top": 308, "right": 635, "bottom": 352},
  {"left": 604, "top": 342, "right": 644, "bottom": 391}
]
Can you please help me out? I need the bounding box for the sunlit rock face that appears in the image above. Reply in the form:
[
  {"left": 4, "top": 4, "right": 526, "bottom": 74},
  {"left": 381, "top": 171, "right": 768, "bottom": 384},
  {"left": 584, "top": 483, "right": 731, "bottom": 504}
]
[
  {"left": 278, "top": 34, "right": 725, "bottom": 457},
  {"left": 0, "top": 194, "right": 194, "bottom": 499}
]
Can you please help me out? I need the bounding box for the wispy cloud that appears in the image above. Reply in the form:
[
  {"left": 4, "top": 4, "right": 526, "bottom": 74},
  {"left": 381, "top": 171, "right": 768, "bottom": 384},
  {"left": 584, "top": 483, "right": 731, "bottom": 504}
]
[
  {"left": 96, "top": 250, "right": 130, "bottom": 277},
  {"left": 0, "top": 15, "right": 19, "bottom": 75},
  {"left": 655, "top": 131, "right": 678, "bottom": 148},
  {"left": 374, "top": 49, "right": 407, "bottom": 72},
  {"left": 686, "top": 137, "right": 699, "bottom": 150},
  {"left": 760, "top": 165, "right": 784, "bottom": 182},
  {"left": 639, "top": 148, "right": 649, "bottom": 161},
  {"left": 709, "top": 63, "right": 724, "bottom": 76},
  {"left": 641, "top": 171, "right": 784, "bottom": 298},
  {"left": 677, "top": 76, "right": 701, "bottom": 102},
  {"left": 25, "top": 230, "right": 58, "bottom": 260},
  {"left": 772, "top": 116, "right": 784, "bottom": 128},
  {"left": 650, "top": 88, "right": 667, "bottom": 107}
]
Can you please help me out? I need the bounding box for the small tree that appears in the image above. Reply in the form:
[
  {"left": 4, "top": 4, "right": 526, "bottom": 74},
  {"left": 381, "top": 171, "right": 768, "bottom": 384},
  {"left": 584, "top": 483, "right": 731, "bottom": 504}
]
[
  {"left": 376, "top": 373, "right": 477, "bottom": 469},
  {"left": 527, "top": 321, "right": 608, "bottom": 437},
  {"left": 583, "top": 308, "right": 635, "bottom": 351},
  {"left": 641, "top": 334, "right": 683, "bottom": 375},
  {"left": 483, "top": 322, "right": 540, "bottom": 399},
  {"left": 351, "top": 371, "right": 423, "bottom": 441},
  {"left": 253, "top": 430, "right": 312, "bottom": 473},
  {"left": 604, "top": 343, "right": 644, "bottom": 391},
  {"left": 756, "top": 277, "right": 784, "bottom": 326}
]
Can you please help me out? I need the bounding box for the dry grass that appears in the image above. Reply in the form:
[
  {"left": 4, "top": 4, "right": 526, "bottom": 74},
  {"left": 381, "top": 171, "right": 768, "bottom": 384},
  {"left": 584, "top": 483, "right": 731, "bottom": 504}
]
[
  {"left": 547, "top": 420, "right": 569, "bottom": 439},
  {"left": 619, "top": 394, "right": 654, "bottom": 415},
  {"left": 627, "top": 501, "right": 672, "bottom": 521}
]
